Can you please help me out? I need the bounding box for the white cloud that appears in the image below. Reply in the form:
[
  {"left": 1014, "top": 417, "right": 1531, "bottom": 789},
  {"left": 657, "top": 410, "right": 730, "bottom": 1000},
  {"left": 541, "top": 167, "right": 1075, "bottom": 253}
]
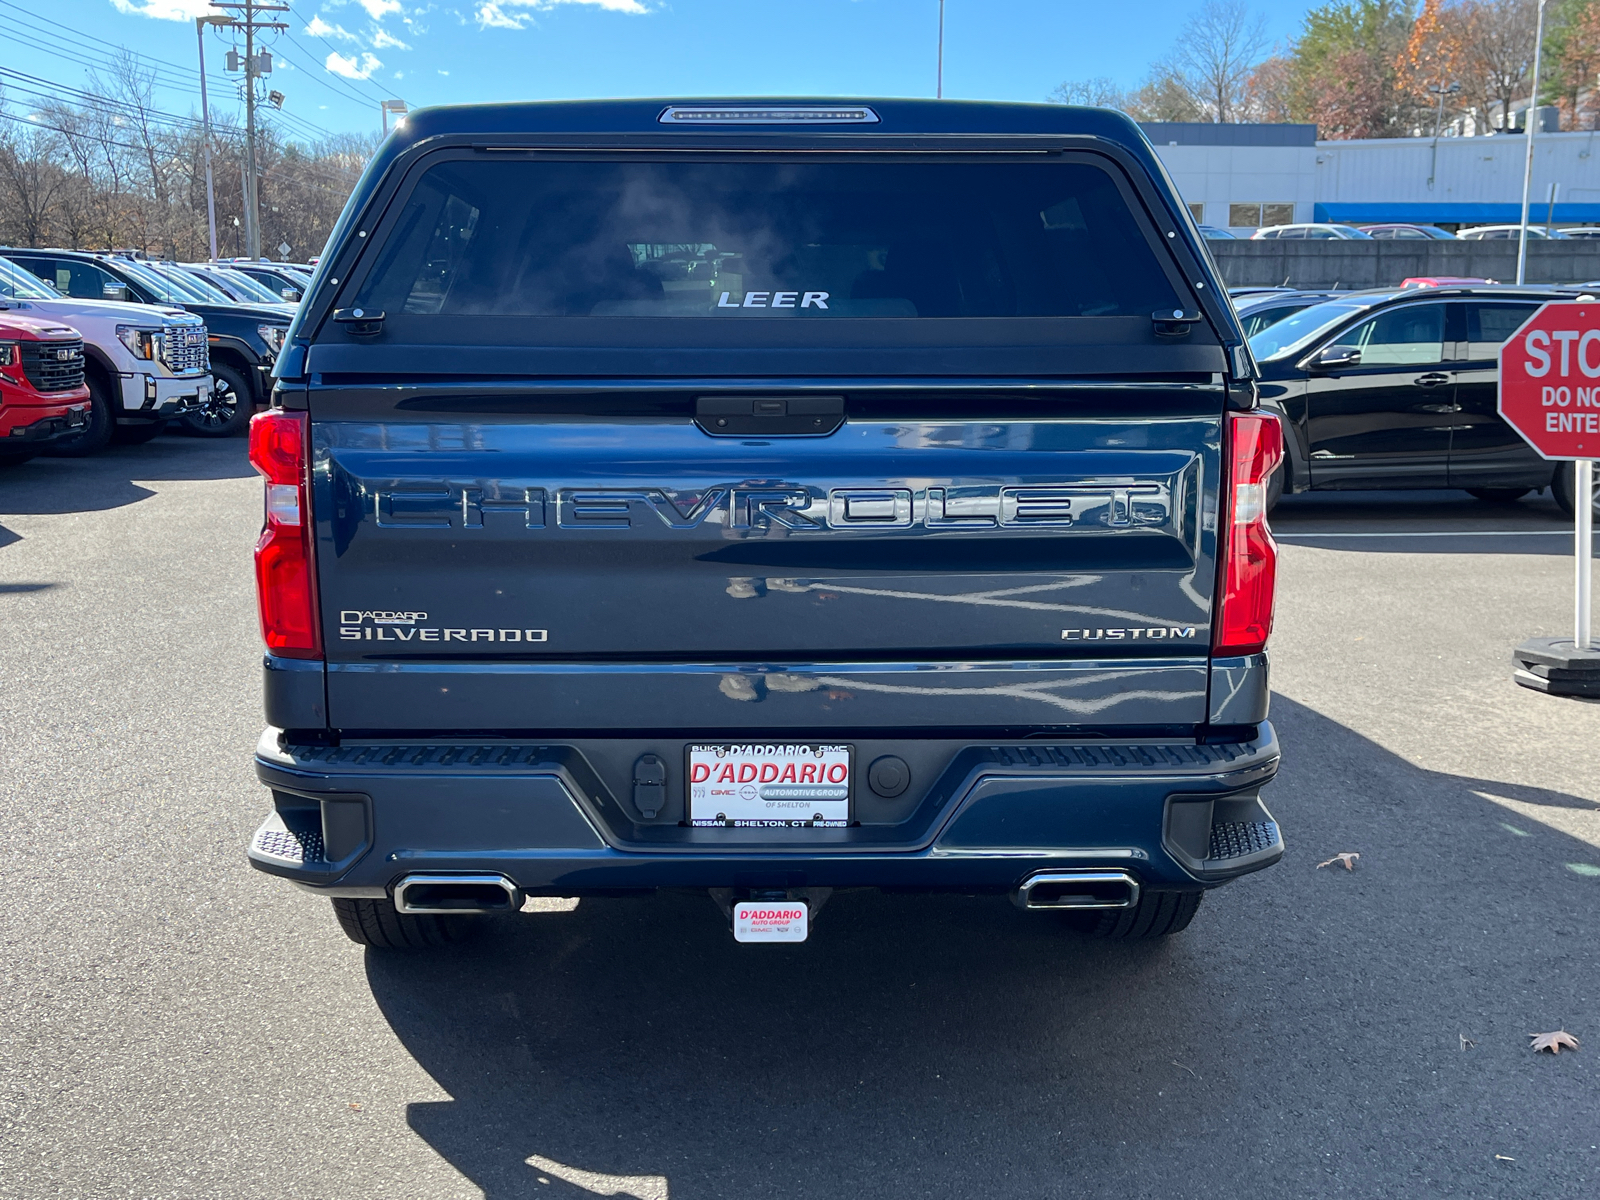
[
  {"left": 437, "top": 69, "right": 449, "bottom": 75},
  {"left": 475, "top": 0, "right": 649, "bottom": 26},
  {"left": 306, "top": 15, "right": 360, "bottom": 40},
  {"left": 474, "top": 2, "right": 526, "bottom": 28},
  {"left": 325, "top": 50, "right": 383, "bottom": 79},
  {"left": 546, "top": 0, "right": 648, "bottom": 10},
  {"left": 357, "top": 0, "right": 401, "bottom": 17},
  {"left": 109, "top": 0, "right": 213, "bottom": 19},
  {"left": 371, "top": 27, "right": 410, "bottom": 49}
]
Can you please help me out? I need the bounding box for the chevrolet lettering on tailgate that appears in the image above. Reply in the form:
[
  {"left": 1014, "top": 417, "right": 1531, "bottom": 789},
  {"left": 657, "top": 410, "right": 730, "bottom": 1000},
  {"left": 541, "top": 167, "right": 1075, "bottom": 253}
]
[{"left": 364, "top": 482, "right": 1174, "bottom": 532}]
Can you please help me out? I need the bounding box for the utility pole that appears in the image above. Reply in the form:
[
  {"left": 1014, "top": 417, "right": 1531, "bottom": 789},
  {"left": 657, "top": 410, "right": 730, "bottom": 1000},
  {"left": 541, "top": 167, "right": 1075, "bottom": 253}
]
[
  {"left": 937, "top": 0, "right": 945, "bottom": 99},
  {"left": 213, "top": 0, "right": 286, "bottom": 262},
  {"left": 1517, "top": 0, "right": 1549, "bottom": 286}
]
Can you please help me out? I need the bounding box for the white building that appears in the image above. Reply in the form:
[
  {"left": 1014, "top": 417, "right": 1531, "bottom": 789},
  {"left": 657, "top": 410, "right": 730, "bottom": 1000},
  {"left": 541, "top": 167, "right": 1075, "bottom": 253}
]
[{"left": 1144, "top": 121, "right": 1600, "bottom": 233}]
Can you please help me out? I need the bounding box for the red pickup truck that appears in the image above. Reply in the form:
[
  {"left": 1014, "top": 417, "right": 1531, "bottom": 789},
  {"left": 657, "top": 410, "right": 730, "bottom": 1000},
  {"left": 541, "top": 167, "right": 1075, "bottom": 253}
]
[{"left": 0, "top": 312, "right": 92, "bottom": 466}]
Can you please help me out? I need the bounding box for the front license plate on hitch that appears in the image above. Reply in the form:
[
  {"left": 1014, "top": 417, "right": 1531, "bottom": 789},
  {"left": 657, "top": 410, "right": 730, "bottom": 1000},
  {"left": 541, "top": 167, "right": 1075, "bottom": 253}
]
[{"left": 688, "top": 743, "right": 851, "bottom": 828}]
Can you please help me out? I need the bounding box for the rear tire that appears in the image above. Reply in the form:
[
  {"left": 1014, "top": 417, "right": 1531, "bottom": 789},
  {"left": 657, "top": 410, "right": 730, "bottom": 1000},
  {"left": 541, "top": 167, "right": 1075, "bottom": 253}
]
[
  {"left": 43, "top": 374, "right": 114, "bottom": 457},
  {"left": 1064, "top": 890, "right": 1204, "bottom": 940},
  {"left": 1466, "top": 487, "right": 1532, "bottom": 503},
  {"left": 331, "top": 898, "right": 483, "bottom": 948},
  {"left": 1552, "top": 462, "right": 1600, "bottom": 518}
]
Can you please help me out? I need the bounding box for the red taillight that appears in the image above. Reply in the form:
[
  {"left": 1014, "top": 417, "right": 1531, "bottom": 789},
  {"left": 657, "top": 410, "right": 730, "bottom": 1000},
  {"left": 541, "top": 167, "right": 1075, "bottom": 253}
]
[
  {"left": 249, "top": 410, "right": 321, "bottom": 659},
  {"left": 1214, "top": 411, "right": 1282, "bottom": 657}
]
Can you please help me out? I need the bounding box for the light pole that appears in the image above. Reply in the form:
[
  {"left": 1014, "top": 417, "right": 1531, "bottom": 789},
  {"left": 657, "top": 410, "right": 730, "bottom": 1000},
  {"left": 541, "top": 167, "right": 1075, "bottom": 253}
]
[
  {"left": 381, "top": 99, "right": 408, "bottom": 133},
  {"left": 1429, "top": 80, "right": 1459, "bottom": 138},
  {"left": 195, "top": 15, "right": 231, "bottom": 262},
  {"left": 1426, "top": 81, "right": 1459, "bottom": 191},
  {"left": 1517, "top": 0, "right": 1549, "bottom": 286},
  {"left": 937, "top": 0, "right": 944, "bottom": 99}
]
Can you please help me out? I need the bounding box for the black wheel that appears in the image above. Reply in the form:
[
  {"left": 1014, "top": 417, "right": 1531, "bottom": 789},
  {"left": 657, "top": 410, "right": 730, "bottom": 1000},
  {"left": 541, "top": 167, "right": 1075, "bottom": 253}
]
[
  {"left": 179, "top": 363, "right": 252, "bottom": 438},
  {"left": 331, "top": 898, "right": 483, "bottom": 949},
  {"left": 111, "top": 420, "right": 167, "bottom": 445},
  {"left": 1466, "top": 487, "right": 1532, "bottom": 503},
  {"left": 1265, "top": 458, "right": 1285, "bottom": 514},
  {"left": 1063, "top": 890, "right": 1204, "bottom": 940},
  {"left": 43, "top": 374, "right": 114, "bottom": 457},
  {"left": 1552, "top": 462, "right": 1600, "bottom": 518}
]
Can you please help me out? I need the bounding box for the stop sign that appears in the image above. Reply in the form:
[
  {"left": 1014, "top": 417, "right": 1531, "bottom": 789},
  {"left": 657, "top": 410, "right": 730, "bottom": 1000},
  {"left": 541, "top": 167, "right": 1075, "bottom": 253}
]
[{"left": 1499, "top": 301, "right": 1600, "bottom": 460}]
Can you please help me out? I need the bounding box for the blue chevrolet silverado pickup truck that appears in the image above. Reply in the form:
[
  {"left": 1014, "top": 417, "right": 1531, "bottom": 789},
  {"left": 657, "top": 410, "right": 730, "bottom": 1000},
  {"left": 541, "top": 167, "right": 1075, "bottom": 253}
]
[{"left": 246, "top": 99, "right": 1284, "bottom": 948}]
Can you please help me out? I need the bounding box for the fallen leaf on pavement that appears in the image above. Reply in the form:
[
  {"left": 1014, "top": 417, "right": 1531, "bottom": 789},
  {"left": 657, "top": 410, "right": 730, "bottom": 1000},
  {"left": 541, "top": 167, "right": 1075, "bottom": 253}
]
[
  {"left": 1529, "top": 1030, "right": 1580, "bottom": 1054},
  {"left": 1316, "top": 852, "right": 1360, "bottom": 871}
]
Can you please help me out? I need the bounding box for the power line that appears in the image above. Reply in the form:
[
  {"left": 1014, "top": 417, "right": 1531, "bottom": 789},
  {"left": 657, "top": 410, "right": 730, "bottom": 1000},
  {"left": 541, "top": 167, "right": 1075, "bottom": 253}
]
[
  {"left": 273, "top": 39, "right": 391, "bottom": 115},
  {"left": 0, "top": 1, "right": 361, "bottom": 140},
  {"left": 0, "top": 13, "right": 342, "bottom": 143},
  {"left": 284, "top": 3, "right": 406, "bottom": 107}
]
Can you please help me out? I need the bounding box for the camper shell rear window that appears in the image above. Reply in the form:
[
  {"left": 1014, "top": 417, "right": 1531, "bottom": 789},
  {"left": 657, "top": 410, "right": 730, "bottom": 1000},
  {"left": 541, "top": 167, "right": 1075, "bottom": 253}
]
[{"left": 345, "top": 154, "right": 1192, "bottom": 340}]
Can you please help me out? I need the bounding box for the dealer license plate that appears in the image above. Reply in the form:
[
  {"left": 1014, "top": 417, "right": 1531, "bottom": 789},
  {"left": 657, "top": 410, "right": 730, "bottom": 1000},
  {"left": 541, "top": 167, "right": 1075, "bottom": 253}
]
[
  {"left": 733, "top": 900, "right": 809, "bottom": 942},
  {"left": 688, "top": 743, "right": 851, "bottom": 828}
]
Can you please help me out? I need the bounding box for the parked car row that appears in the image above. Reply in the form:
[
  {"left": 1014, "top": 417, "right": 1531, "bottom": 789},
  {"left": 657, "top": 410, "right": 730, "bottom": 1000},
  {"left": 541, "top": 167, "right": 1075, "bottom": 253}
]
[
  {"left": 1234, "top": 283, "right": 1599, "bottom": 516},
  {"left": 0, "top": 250, "right": 306, "bottom": 465},
  {"left": 1205, "top": 222, "right": 1598, "bottom": 240}
]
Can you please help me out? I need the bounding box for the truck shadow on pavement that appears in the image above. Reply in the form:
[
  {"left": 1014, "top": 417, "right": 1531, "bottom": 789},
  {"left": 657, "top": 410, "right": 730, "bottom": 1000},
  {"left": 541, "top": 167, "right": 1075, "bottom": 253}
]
[
  {"left": 363, "top": 694, "right": 1600, "bottom": 1200},
  {"left": 1272, "top": 490, "right": 1589, "bottom": 555},
  {"left": 0, "top": 433, "right": 250, "bottom": 518}
]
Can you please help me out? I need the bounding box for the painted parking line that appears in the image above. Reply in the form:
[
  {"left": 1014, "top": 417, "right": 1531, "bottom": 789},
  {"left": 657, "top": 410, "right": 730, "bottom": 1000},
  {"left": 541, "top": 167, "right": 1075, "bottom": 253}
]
[{"left": 1276, "top": 529, "right": 1585, "bottom": 539}]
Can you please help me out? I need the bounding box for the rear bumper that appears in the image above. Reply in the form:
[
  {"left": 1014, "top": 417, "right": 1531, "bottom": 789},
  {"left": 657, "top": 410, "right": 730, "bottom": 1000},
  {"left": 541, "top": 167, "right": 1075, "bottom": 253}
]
[{"left": 249, "top": 722, "right": 1283, "bottom": 897}]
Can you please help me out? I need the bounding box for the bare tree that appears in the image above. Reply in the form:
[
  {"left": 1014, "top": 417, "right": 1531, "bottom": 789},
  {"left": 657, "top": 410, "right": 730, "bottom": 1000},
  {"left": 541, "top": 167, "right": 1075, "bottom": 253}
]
[
  {"left": 1462, "top": 0, "right": 1540, "bottom": 129},
  {"left": 1170, "top": 0, "right": 1270, "bottom": 122},
  {"left": 1048, "top": 78, "right": 1132, "bottom": 108},
  {"left": 0, "top": 96, "right": 70, "bottom": 247}
]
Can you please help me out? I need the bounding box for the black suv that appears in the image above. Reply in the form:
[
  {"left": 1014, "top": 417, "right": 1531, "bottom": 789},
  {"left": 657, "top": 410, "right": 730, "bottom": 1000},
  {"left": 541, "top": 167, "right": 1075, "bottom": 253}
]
[
  {"left": 4, "top": 250, "right": 290, "bottom": 437},
  {"left": 1251, "top": 285, "right": 1598, "bottom": 514}
]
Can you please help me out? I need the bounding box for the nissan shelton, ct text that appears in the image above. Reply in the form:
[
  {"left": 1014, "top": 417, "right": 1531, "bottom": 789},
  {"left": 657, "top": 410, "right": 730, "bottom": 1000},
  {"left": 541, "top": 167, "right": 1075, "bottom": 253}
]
[{"left": 246, "top": 99, "right": 1284, "bottom": 947}]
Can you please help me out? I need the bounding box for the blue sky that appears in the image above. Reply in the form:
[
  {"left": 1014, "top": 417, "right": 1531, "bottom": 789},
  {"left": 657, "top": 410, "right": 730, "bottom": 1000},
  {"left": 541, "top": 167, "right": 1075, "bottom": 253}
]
[{"left": 2, "top": 0, "right": 1318, "bottom": 143}]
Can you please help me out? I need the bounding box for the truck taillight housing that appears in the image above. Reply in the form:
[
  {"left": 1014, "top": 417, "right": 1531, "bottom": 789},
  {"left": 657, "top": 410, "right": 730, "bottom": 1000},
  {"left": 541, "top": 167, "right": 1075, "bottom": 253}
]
[
  {"left": 249, "top": 410, "right": 321, "bottom": 659},
  {"left": 1214, "top": 411, "right": 1282, "bottom": 657}
]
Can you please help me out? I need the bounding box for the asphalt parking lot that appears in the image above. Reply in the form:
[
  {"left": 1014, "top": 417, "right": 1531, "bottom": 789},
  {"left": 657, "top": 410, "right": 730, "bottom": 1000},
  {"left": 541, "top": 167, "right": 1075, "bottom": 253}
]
[{"left": 2, "top": 435, "right": 1598, "bottom": 1200}]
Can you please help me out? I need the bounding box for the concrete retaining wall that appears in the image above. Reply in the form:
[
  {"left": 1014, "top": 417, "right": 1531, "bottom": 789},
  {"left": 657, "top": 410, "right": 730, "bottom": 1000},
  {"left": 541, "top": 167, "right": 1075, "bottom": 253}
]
[{"left": 1206, "top": 241, "right": 1600, "bottom": 289}]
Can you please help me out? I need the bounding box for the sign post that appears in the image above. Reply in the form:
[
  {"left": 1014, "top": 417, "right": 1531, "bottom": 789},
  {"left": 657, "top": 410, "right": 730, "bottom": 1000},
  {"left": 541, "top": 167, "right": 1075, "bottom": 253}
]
[{"left": 1498, "top": 301, "right": 1599, "bottom": 696}]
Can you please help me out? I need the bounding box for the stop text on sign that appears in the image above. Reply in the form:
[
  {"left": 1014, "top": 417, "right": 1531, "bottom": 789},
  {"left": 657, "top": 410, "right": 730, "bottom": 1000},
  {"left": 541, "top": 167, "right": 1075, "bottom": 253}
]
[{"left": 1521, "top": 328, "right": 1600, "bottom": 378}]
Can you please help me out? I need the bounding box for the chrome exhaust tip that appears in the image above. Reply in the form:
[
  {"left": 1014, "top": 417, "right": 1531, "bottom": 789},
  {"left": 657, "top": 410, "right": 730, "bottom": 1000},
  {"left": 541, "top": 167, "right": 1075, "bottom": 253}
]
[
  {"left": 1015, "top": 870, "right": 1140, "bottom": 910},
  {"left": 394, "top": 874, "right": 523, "bottom": 914}
]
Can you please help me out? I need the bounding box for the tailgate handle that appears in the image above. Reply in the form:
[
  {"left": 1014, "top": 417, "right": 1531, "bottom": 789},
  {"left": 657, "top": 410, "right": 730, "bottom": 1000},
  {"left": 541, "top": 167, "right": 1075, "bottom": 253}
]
[{"left": 696, "top": 395, "right": 844, "bottom": 436}]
